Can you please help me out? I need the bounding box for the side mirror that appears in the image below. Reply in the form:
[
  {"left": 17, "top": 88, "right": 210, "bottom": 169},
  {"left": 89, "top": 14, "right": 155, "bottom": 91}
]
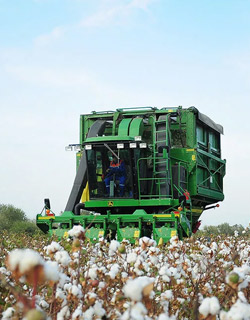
[{"left": 44, "top": 198, "right": 51, "bottom": 210}]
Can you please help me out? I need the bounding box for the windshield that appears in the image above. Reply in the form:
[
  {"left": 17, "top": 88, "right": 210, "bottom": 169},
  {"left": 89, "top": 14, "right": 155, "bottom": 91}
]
[{"left": 86, "top": 143, "right": 134, "bottom": 199}]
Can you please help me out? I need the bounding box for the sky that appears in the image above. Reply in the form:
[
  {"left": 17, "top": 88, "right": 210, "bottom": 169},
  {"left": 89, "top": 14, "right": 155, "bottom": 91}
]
[{"left": 1, "top": 0, "right": 250, "bottom": 227}]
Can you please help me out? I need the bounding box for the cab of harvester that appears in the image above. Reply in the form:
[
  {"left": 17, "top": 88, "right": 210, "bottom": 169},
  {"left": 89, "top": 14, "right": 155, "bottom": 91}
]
[{"left": 36, "top": 106, "right": 226, "bottom": 243}]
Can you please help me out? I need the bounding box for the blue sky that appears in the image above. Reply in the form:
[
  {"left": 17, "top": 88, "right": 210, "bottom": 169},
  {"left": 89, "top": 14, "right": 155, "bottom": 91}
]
[{"left": 1, "top": 0, "right": 250, "bottom": 227}]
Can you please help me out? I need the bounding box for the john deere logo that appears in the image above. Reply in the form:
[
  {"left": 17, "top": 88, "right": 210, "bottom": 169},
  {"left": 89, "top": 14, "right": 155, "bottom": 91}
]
[{"left": 108, "top": 201, "right": 114, "bottom": 207}]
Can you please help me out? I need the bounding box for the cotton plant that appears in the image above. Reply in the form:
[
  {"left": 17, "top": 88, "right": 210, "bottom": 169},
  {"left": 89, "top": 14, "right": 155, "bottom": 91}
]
[{"left": 2, "top": 230, "right": 250, "bottom": 319}]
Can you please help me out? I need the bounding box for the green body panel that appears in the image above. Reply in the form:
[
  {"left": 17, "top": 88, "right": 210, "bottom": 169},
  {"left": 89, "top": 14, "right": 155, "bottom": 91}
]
[
  {"left": 118, "top": 118, "right": 132, "bottom": 136},
  {"left": 84, "top": 198, "right": 178, "bottom": 208},
  {"left": 37, "top": 106, "right": 226, "bottom": 243},
  {"left": 129, "top": 118, "right": 145, "bottom": 137}
]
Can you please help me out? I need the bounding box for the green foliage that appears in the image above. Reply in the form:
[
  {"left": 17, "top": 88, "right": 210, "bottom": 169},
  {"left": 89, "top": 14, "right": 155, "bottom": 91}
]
[
  {"left": 0, "top": 204, "right": 41, "bottom": 235},
  {"left": 196, "top": 222, "right": 246, "bottom": 237}
]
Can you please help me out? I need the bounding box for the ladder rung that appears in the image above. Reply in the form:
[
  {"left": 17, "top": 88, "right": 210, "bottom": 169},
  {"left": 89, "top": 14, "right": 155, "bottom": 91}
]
[{"left": 155, "top": 130, "right": 166, "bottom": 133}]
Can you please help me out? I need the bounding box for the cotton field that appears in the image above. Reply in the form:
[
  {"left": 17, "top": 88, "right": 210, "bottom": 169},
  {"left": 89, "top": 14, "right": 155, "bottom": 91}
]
[{"left": 1, "top": 228, "right": 250, "bottom": 320}]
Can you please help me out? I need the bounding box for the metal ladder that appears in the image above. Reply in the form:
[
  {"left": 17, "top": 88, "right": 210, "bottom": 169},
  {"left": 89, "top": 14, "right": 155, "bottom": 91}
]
[{"left": 153, "top": 115, "right": 171, "bottom": 198}]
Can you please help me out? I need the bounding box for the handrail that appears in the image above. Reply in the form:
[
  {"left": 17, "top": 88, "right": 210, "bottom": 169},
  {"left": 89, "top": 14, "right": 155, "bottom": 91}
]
[{"left": 116, "top": 106, "right": 157, "bottom": 112}]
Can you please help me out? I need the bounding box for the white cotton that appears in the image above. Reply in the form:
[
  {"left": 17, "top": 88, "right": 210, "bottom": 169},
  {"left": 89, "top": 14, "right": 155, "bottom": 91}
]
[
  {"left": 169, "top": 236, "right": 179, "bottom": 246},
  {"left": 64, "top": 283, "right": 72, "bottom": 292},
  {"left": 68, "top": 225, "right": 85, "bottom": 238},
  {"left": 220, "top": 300, "right": 250, "bottom": 320},
  {"left": 0, "top": 267, "right": 7, "bottom": 275},
  {"left": 44, "top": 241, "right": 63, "bottom": 255},
  {"left": 83, "top": 306, "right": 95, "bottom": 320},
  {"left": 93, "top": 301, "right": 106, "bottom": 317},
  {"left": 2, "top": 307, "right": 15, "bottom": 320},
  {"left": 131, "top": 302, "right": 147, "bottom": 319},
  {"left": 158, "top": 313, "right": 176, "bottom": 320},
  {"left": 108, "top": 263, "right": 120, "bottom": 279},
  {"left": 162, "top": 275, "right": 171, "bottom": 282},
  {"left": 70, "top": 284, "right": 83, "bottom": 298},
  {"left": 139, "top": 236, "right": 156, "bottom": 247},
  {"left": 7, "top": 249, "right": 44, "bottom": 274},
  {"left": 149, "top": 255, "right": 159, "bottom": 265},
  {"left": 55, "top": 250, "right": 71, "bottom": 267},
  {"left": 44, "top": 261, "right": 60, "bottom": 282},
  {"left": 58, "top": 273, "right": 69, "bottom": 288},
  {"left": 56, "top": 288, "right": 66, "bottom": 301},
  {"left": 72, "top": 307, "right": 83, "bottom": 320},
  {"left": 109, "top": 240, "right": 120, "bottom": 255},
  {"left": 211, "top": 242, "right": 218, "bottom": 251},
  {"left": 199, "top": 296, "right": 220, "bottom": 317},
  {"left": 57, "top": 305, "right": 70, "bottom": 320},
  {"left": 162, "top": 290, "right": 173, "bottom": 300},
  {"left": 121, "top": 302, "right": 147, "bottom": 320},
  {"left": 127, "top": 252, "right": 138, "bottom": 263},
  {"left": 166, "top": 267, "right": 178, "bottom": 278},
  {"left": 39, "top": 299, "right": 49, "bottom": 309},
  {"left": 88, "top": 266, "right": 97, "bottom": 280},
  {"left": 98, "top": 281, "right": 106, "bottom": 289},
  {"left": 238, "top": 291, "right": 248, "bottom": 303},
  {"left": 123, "top": 276, "right": 155, "bottom": 301}
]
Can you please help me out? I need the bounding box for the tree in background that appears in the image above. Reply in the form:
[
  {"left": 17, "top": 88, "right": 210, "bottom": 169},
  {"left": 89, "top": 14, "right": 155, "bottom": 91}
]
[
  {"left": 197, "top": 222, "right": 246, "bottom": 237},
  {"left": 0, "top": 204, "right": 40, "bottom": 235}
]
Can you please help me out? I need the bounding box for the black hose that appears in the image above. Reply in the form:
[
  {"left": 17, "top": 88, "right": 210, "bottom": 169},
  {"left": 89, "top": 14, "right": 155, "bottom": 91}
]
[{"left": 74, "top": 203, "right": 85, "bottom": 215}]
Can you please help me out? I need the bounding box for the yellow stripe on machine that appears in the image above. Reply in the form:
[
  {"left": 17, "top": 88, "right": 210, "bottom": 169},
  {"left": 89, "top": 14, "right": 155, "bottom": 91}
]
[
  {"left": 153, "top": 214, "right": 172, "bottom": 218},
  {"left": 186, "top": 149, "right": 195, "bottom": 152},
  {"left": 38, "top": 216, "right": 55, "bottom": 220}
]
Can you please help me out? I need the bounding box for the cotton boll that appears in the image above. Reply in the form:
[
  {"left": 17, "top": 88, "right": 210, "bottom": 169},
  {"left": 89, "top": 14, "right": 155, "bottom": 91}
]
[
  {"left": 161, "top": 290, "right": 173, "bottom": 300},
  {"left": 83, "top": 306, "right": 94, "bottom": 320},
  {"left": 127, "top": 252, "right": 137, "bottom": 264},
  {"left": 68, "top": 225, "right": 85, "bottom": 238},
  {"left": 109, "top": 240, "right": 120, "bottom": 256},
  {"left": 57, "top": 306, "right": 70, "bottom": 320},
  {"left": 199, "top": 296, "right": 220, "bottom": 317},
  {"left": 2, "top": 307, "right": 15, "bottom": 320},
  {"left": 93, "top": 301, "right": 106, "bottom": 317},
  {"left": 87, "top": 266, "right": 98, "bottom": 280},
  {"left": 72, "top": 307, "right": 83, "bottom": 320},
  {"left": 123, "top": 276, "right": 154, "bottom": 301},
  {"left": 44, "top": 241, "right": 63, "bottom": 255},
  {"left": 220, "top": 300, "right": 250, "bottom": 320},
  {"left": 39, "top": 300, "right": 49, "bottom": 309},
  {"left": 108, "top": 263, "right": 120, "bottom": 279},
  {"left": 238, "top": 291, "right": 248, "bottom": 303},
  {"left": 44, "top": 261, "right": 59, "bottom": 282},
  {"left": 7, "top": 249, "right": 44, "bottom": 274},
  {"left": 55, "top": 250, "right": 71, "bottom": 267},
  {"left": 70, "top": 284, "right": 83, "bottom": 298},
  {"left": 158, "top": 312, "right": 176, "bottom": 320},
  {"left": 131, "top": 302, "right": 147, "bottom": 319}
]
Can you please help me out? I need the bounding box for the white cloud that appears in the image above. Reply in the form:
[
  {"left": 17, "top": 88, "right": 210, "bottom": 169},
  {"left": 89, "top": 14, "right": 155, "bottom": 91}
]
[
  {"left": 80, "top": 0, "right": 156, "bottom": 27},
  {"left": 34, "top": 26, "right": 66, "bottom": 46},
  {"left": 33, "top": 0, "right": 156, "bottom": 45}
]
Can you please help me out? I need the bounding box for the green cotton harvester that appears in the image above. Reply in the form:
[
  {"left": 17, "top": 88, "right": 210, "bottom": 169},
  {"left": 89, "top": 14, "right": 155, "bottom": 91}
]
[{"left": 36, "top": 106, "right": 226, "bottom": 243}]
